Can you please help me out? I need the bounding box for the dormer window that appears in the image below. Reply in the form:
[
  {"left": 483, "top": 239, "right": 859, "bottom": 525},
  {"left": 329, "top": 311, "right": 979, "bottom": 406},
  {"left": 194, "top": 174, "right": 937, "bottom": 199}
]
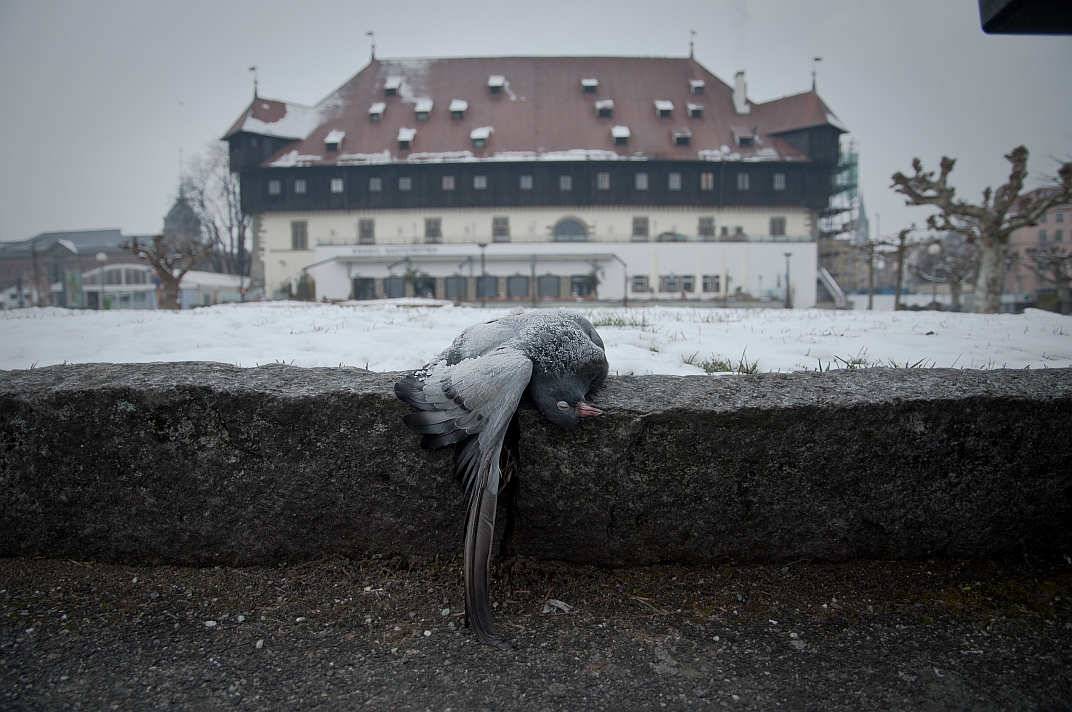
[
  {"left": 470, "top": 126, "right": 493, "bottom": 148},
  {"left": 595, "top": 99, "right": 613, "bottom": 118},
  {"left": 689, "top": 79, "right": 705, "bottom": 95},
  {"left": 414, "top": 98, "right": 433, "bottom": 121},
  {"left": 449, "top": 99, "right": 468, "bottom": 119},
  {"left": 369, "top": 102, "right": 386, "bottom": 122},
  {"left": 672, "top": 127, "right": 692, "bottom": 146},
  {"left": 324, "top": 129, "right": 345, "bottom": 152},
  {"left": 687, "top": 103, "right": 703, "bottom": 119},
  {"left": 487, "top": 75, "right": 505, "bottom": 94},
  {"left": 654, "top": 100, "right": 674, "bottom": 118},
  {"left": 611, "top": 125, "right": 630, "bottom": 146},
  {"left": 384, "top": 76, "right": 403, "bottom": 97},
  {"left": 398, "top": 127, "right": 416, "bottom": 150},
  {"left": 581, "top": 78, "right": 599, "bottom": 93},
  {"left": 734, "top": 130, "right": 756, "bottom": 148}
]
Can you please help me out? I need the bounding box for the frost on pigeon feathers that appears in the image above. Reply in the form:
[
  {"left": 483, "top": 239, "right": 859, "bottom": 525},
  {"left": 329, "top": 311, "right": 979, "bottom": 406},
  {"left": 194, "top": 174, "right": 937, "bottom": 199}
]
[{"left": 395, "top": 311, "right": 608, "bottom": 649}]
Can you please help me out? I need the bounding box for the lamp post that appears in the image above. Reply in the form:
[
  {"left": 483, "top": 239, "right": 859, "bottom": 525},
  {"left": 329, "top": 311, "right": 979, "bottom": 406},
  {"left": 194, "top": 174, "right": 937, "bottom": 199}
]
[
  {"left": 927, "top": 241, "right": 942, "bottom": 309},
  {"left": 95, "top": 252, "right": 108, "bottom": 310},
  {"left": 783, "top": 252, "right": 793, "bottom": 309},
  {"left": 478, "top": 243, "right": 487, "bottom": 308}
]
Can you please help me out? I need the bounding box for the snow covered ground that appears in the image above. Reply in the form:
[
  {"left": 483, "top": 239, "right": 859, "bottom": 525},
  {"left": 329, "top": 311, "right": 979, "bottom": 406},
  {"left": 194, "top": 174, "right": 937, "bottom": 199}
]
[{"left": 2, "top": 301, "right": 1070, "bottom": 375}]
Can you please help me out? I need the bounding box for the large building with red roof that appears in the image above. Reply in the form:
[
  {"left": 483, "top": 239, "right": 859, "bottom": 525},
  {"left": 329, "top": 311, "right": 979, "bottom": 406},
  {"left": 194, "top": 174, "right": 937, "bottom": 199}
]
[{"left": 225, "top": 55, "right": 846, "bottom": 304}]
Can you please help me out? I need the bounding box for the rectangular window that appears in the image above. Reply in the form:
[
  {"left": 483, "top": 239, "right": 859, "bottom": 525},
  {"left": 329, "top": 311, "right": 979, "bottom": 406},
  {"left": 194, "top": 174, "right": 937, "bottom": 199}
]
[
  {"left": 473, "top": 137, "right": 487, "bottom": 148},
  {"left": 399, "top": 176, "right": 412, "bottom": 191},
  {"left": 668, "top": 173, "right": 682, "bottom": 191},
  {"left": 473, "top": 175, "right": 488, "bottom": 190},
  {"left": 369, "top": 177, "right": 382, "bottom": 192},
  {"left": 737, "top": 172, "right": 750, "bottom": 191},
  {"left": 291, "top": 221, "right": 308, "bottom": 251},
  {"left": 596, "top": 172, "right": 610, "bottom": 190},
  {"left": 632, "top": 275, "right": 649, "bottom": 292},
  {"left": 1055, "top": 229, "right": 1064, "bottom": 242},
  {"left": 700, "top": 172, "right": 714, "bottom": 191},
  {"left": 698, "top": 217, "right": 715, "bottom": 239},
  {"left": 673, "top": 132, "right": 691, "bottom": 147},
  {"left": 770, "top": 216, "right": 786, "bottom": 237},
  {"left": 659, "top": 275, "right": 679, "bottom": 292},
  {"left": 358, "top": 219, "right": 375, "bottom": 244},
  {"left": 559, "top": 175, "right": 572, "bottom": 191},
  {"left": 268, "top": 180, "right": 281, "bottom": 195},
  {"left": 681, "top": 275, "right": 695, "bottom": 293},
  {"left": 538, "top": 275, "right": 560, "bottom": 298},
  {"left": 773, "top": 173, "right": 786, "bottom": 191},
  {"left": 1040, "top": 229, "right": 1048, "bottom": 242},
  {"left": 442, "top": 175, "right": 455, "bottom": 191},
  {"left": 492, "top": 216, "right": 510, "bottom": 241},
  {"left": 1056, "top": 211, "right": 1065, "bottom": 223},
  {"left": 702, "top": 275, "right": 720, "bottom": 293},
  {"left": 632, "top": 216, "right": 649, "bottom": 240},
  {"left": 635, "top": 172, "right": 649, "bottom": 191},
  {"left": 476, "top": 275, "right": 498, "bottom": 297},
  {"left": 424, "top": 218, "right": 442, "bottom": 243},
  {"left": 1039, "top": 213, "right": 1048, "bottom": 223},
  {"left": 294, "top": 179, "right": 307, "bottom": 194},
  {"left": 330, "top": 178, "right": 344, "bottom": 194},
  {"left": 520, "top": 175, "right": 533, "bottom": 190}
]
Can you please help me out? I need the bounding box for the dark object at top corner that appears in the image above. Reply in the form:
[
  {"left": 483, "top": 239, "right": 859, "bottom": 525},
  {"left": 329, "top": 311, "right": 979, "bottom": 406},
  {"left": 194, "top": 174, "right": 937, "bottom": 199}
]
[{"left": 979, "top": 0, "right": 1072, "bottom": 34}]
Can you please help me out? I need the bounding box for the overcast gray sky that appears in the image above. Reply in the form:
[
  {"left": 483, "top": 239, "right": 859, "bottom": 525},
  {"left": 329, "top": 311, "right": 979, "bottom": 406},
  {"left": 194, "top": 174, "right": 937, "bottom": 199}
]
[{"left": 1, "top": 0, "right": 1069, "bottom": 243}]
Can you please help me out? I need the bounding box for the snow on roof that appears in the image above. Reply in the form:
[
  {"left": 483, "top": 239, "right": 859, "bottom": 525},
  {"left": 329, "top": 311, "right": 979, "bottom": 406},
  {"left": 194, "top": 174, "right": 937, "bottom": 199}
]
[
  {"left": 57, "top": 239, "right": 79, "bottom": 254},
  {"left": 335, "top": 150, "right": 393, "bottom": 165},
  {"left": 397, "top": 127, "right": 417, "bottom": 141},
  {"left": 826, "top": 112, "right": 848, "bottom": 132},
  {"left": 595, "top": 99, "right": 614, "bottom": 110},
  {"left": 324, "top": 130, "right": 346, "bottom": 144},
  {"left": 414, "top": 98, "right": 434, "bottom": 113},
  {"left": 470, "top": 126, "right": 493, "bottom": 140},
  {"left": 231, "top": 99, "right": 320, "bottom": 140},
  {"left": 384, "top": 76, "right": 404, "bottom": 90},
  {"left": 581, "top": 78, "right": 599, "bottom": 87},
  {"left": 689, "top": 79, "right": 705, "bottom": 90},
  {"left": 487, "top": 75, "right": 505, "bottom": 87},
  {"left": 654, "top": 100, "right": 674, "bottom": 112},
  {"left": 687, "top": 102, "right": 704, "bottom": 113},
  {"left": 449, "top": 99, "right": 468, "bottom": 112},
  {"left": 269, "top": 149, "right": 325, "bottom": 167},
  {"left": 672, "top": 127, "right": 692, "bottom": 137},
  {"left": 696, "top": 146, "right": 784, "bottom": 162},
  {"left": 368, "top": 102, "right": 386, "bottom": 115},
  {"left": 611, "top": 125, "right": 631, "bottom": 138}
]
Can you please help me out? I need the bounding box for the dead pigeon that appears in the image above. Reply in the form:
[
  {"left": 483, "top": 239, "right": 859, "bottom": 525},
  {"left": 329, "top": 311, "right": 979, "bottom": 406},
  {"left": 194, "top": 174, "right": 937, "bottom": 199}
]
[{"left": 395, "top": 311, "right": 609, "bottom": 649}]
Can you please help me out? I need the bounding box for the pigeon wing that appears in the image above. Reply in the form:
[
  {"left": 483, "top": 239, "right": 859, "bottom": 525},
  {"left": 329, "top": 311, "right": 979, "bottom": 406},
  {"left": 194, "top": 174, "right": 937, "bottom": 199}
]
[{"left": 396, "top": 347, "right": 533, "bottom": 649}]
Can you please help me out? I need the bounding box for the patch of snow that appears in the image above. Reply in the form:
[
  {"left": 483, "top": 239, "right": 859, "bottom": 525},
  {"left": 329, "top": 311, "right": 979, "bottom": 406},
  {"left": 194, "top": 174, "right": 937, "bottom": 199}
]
[
  {"left": 384, "top": 76, "right": 404, "bottom": 91},
  {"left": 581, "top": 78, "right": 598, "bottom": 88},
  {"left": 397, "top": 127, "right": 416, "bottom": 142},
  {"left": 3, "top": 304, "right": 1069, "bottom": 376},
  {"left": 241, "top": 102, "right": 319, "bottom": 140},
  {"left": 269, "top": 150, "right": 324, "bottom": 167},
  {"left": 595, "top": 99, "right": 614, "bottom": 111},
  {"left": 335, "top": 150, "right": 393, "bottom": 165},
  {"left": 689, "top": 79, "right": 705, "bottom": 91},
  {"left": 687, "top": 102, "right": 703, "bottom": 113},
  {"left": 487, "top": 75, "right": 505, "bottom": 88},
  {"left": 470, "top": 126, "right": 493, "bottom": 140},
  {"left": 57, "top": 239, "right": 79, "bottom": 254},
  {"left": 654, "top": 100, "right": 674, "bottom": 113},
  {"left": 405, "top": 151, "right": 477, "bottom": 163},
  {"left": 324, "top": 129, "right": 346, "bottom": 144},
  {"left": 449, "top": 99, "right": 468, "bottom": 113},
  {"left": 611, "top": 125, "right": 631, "bottom": 139},
  {"left": 368, "top": 102, "right": 386, "bottom": 116},
  {"left": 414, "top": 98, "right": 433, "bottom": 113}
]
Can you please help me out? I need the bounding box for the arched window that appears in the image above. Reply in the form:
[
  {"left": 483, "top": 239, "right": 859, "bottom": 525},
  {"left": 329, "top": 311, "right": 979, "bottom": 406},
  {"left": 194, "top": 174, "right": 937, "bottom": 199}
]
[{"left": 553, "top": 218, "right": 588, "bottom": 242}]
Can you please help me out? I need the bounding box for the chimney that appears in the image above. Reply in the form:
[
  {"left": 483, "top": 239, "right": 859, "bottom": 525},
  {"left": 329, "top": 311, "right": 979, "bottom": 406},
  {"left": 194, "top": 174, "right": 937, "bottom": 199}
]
[{"left": 733, "top": 71, "right": 750, "bottom": 115}]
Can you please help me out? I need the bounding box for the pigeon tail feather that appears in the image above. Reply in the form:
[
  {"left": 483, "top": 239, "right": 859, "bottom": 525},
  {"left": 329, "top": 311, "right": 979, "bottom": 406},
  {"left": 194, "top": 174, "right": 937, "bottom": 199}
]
[{"left": 463, "top": 462, "right": 510, "bottom": 651}]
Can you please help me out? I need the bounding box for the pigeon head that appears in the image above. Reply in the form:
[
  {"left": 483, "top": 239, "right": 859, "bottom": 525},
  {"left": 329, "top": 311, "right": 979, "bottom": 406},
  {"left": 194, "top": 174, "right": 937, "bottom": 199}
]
[{"left": 528, "top": 373, "right": 604, "bottom": 427}]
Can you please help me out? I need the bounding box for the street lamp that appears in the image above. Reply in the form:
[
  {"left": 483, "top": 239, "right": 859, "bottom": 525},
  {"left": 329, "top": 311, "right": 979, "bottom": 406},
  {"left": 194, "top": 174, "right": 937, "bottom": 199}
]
[
  {"left": 783, "top": 252, "right": 793, "bottom": 309},
  {"left": 478, "top": 243, "right": 488, "bottom": 308},
  {"left": 95, "top": 252, "right": 108, "bottom": 310}
]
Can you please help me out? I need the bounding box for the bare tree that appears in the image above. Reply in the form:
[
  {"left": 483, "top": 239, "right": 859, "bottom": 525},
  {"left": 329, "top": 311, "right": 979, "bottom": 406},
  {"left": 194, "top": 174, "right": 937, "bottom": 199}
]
[
  {"left": 891, "top": 146, "right": 1072, "bottom": 313},
  {"left": 123, "top": 233, "right": 213, "bottom": 310},
  {"left": 1016, "top": 246, "right": 1072, "bottom": 313},
  {"left": 182, "top": 143, "right": 251, "bottom": 280}
]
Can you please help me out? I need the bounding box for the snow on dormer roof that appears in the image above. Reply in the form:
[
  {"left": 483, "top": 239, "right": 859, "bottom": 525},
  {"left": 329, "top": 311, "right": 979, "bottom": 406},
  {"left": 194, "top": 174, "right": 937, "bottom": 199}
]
[{"left": 449, "top": 99, "right": 468, "bottom": 112}]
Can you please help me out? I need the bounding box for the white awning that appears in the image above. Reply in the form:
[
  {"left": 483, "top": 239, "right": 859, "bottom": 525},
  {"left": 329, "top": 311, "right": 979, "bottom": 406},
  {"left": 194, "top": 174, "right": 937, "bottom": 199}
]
[
  {"left": 611, "top": 125, "right": 631, "bottom": 138},
  {"left": 487, "top": 75, "right": 505, "bottom": 87},
  {"left": 398, "top": 127, "right": 416, "bottom": 141},
  {"left": 654, "top": 100, "right": 674, "bottom": 112},
  {"left": 449, "top": 99, "right": 469, "bottom": 112},
  {"left": 595, "top": 99, "right": 614, "bottom": 110},
  {"left": 581, "top": 78, "right": 599, "bottom": 88}
]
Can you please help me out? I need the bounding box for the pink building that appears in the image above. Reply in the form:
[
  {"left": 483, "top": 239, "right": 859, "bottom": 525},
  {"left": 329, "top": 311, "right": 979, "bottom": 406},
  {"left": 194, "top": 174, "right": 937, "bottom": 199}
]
[{"left": 1004, "top": 199, "right": 1070, "bottom": 310}]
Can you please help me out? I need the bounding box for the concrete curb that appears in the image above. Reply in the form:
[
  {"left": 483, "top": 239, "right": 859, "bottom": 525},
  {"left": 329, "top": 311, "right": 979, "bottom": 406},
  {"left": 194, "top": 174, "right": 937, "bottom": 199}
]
[{"left": 2, "top": 363, "right": 1070, "bottom": 566}]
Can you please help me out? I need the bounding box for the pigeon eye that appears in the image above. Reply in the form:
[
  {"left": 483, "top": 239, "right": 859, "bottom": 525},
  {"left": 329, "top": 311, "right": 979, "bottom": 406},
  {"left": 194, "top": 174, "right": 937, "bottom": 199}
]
[{"left": 556, "top": 400, "right": 569, "bottom": 410}]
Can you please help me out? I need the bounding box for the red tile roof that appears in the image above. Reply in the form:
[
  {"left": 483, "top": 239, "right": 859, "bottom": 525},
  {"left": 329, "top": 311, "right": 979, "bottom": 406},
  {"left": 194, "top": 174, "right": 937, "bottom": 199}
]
[{"left": 226, "top": 56, "right": 846, "bottom": 167}]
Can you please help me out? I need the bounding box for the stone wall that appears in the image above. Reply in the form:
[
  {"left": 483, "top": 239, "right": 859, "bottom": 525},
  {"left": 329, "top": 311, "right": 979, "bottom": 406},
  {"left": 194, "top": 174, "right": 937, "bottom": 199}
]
[{"left": 2, "top": 363, "right": 1070, "bottom": 567}]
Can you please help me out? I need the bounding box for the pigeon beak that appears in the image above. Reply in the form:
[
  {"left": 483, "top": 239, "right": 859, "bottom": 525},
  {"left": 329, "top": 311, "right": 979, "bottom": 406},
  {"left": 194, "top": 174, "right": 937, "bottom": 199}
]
[{"left": 575, "top": 402, "right": 604, "bottom": 419}]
